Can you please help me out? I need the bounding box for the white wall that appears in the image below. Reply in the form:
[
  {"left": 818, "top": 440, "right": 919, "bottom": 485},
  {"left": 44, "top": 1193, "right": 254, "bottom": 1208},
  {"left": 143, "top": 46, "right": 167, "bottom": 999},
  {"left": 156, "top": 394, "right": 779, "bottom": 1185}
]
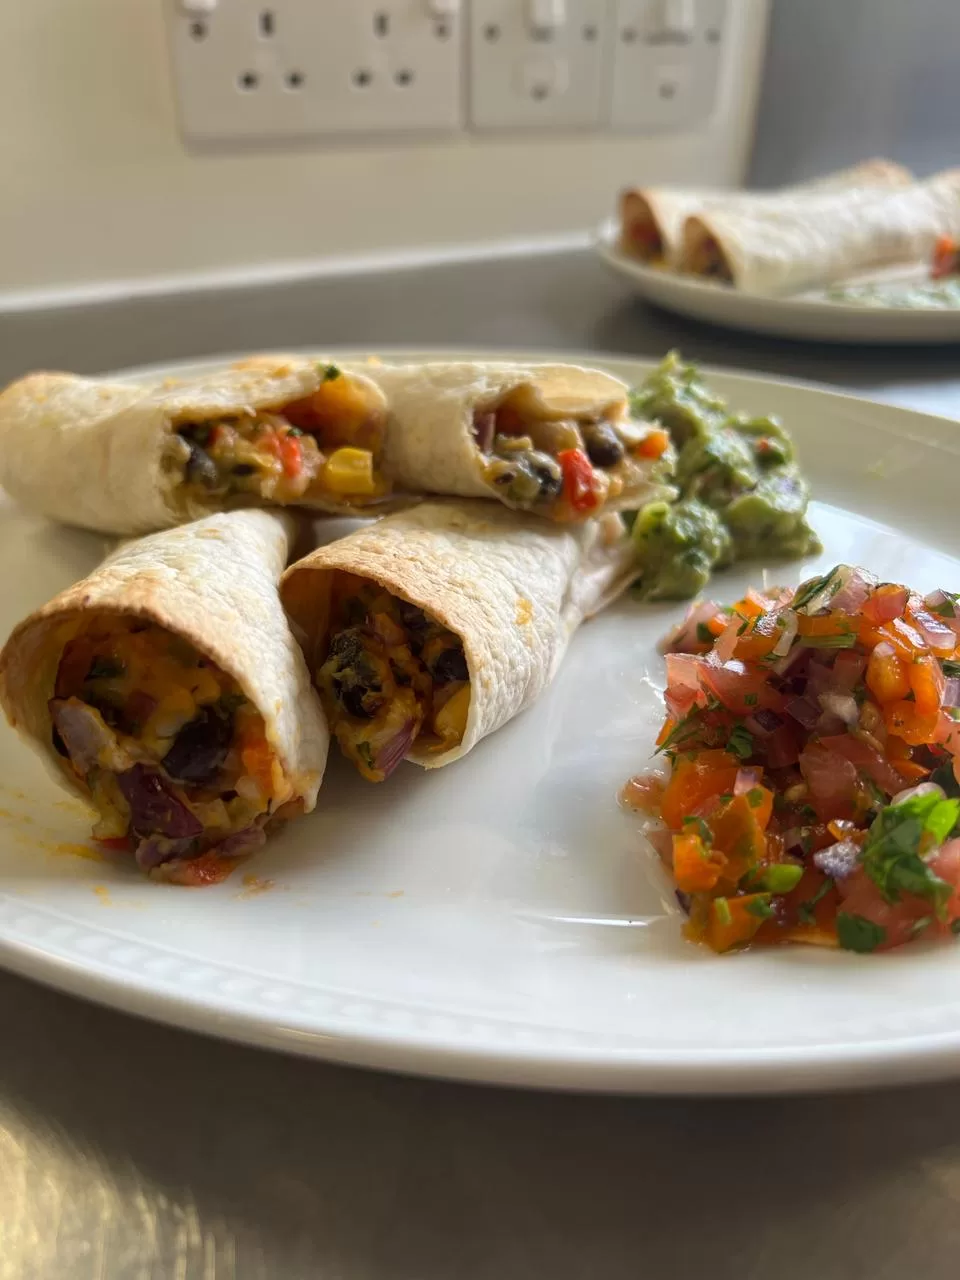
[{"left": 0, "top": 1, "right": 768, "bottom": 301}]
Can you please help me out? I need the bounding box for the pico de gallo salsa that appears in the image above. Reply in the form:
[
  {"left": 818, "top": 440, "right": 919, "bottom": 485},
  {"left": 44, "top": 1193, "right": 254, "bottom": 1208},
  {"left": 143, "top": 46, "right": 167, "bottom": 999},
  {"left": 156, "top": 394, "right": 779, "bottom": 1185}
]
[{"left": 622, "top": 564, "right": 960, "bottom": 953}]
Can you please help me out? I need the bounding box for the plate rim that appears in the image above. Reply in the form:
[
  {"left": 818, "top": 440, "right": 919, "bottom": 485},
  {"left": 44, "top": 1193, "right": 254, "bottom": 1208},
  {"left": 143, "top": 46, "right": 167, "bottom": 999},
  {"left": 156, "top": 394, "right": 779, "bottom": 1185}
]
[{"left": 4, "top": 345, "right": 960, "bottom": 1095}]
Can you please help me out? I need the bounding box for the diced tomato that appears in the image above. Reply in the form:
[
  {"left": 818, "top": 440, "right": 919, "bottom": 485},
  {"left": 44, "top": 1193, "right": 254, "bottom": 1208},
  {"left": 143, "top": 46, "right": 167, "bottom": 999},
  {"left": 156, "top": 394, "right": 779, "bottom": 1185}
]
[
  {"left": 861, "top": 584, "right": 908, "bottom": 625},
  {"left": 279, "top": 433, "right": 303, "bottom": 478},
  {"left": 732, "top": 589, "right": 773, "bottom": 622},
  {"left": 796, "top": 612, "right": 856, "bottom": 640},
  {"left": 883, "top": 700, "right": 940, "bottom": 747},
  {"left": 832, "top": 649, "right": 867, "bottom": 692},
  {"left": 703, "top": 895, "right": 768, "bottom": 952},
  {"left": 860, "top": 615, "right": 929, "bottom": 659},
  {"left": 931, "top": 234, "right": 959, "bottom": 280},
  {"left": 636, "top": 428, "right": 670, "bottom": 460},
  {"left": 664, "top": 651, "right": 706, "bottom": 721},
  {"left": 908, "top": 654, "right": 946, "bottom": 716},
  {"left": 733, "top": 612, "right": 783, "bottom": 662},
  {"left": 936, "top": 711, "right": 960, "bottom": 756},
  {"left": 556, "top": 448, "right": 601, "bottom": 514},
  {"left": 697, "top": 658, "right": 782, "bottom": 715},
  {"left": 240, "top": 733, "right": 275, "bottom": 795},
  {"left": 819, "top": 733, "right": 904, "bottom": 796},
  {"left": 799, "top": 743, "right": 859, "bottom": 822},
  {"left": 660, "top": 750, "right": 740, "bottom": 830},
  {"left": 765, "top": 723, "right": 801, "bottom": 769},
  {"left": 709, "top": 795, "right": 767, "bottom": 882},
  {"left": 672, "top": 831, "right": 727, "bottom": 893},
  {"left": 865, "top": 641, "right": 910, "bottom": 704}
]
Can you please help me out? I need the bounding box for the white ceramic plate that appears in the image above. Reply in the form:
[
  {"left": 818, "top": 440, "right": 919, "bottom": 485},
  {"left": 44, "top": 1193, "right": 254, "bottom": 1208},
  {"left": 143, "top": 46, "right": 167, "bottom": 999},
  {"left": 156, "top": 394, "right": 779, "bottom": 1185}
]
[
  {"left": 597, "top": 223, "right": 960, "bottom": 344},
  {"left": 4, "top": 348, "right": 960, "bottom": 1096}
]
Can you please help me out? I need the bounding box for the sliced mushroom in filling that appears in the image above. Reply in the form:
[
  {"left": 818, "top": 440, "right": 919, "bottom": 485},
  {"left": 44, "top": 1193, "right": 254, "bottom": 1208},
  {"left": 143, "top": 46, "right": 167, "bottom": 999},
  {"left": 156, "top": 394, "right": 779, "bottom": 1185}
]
[
  {"left": 49, "top": 619, "right": 293, "bottom": 883},
  {"left": 317, "top": 574, "right": 471, "bottom": 782},
  {"left": 173, "top": 366, "right": 390, "bottom": 509},
  {"left": 473, "top": 389, "right": 673, "bottom": 520}
]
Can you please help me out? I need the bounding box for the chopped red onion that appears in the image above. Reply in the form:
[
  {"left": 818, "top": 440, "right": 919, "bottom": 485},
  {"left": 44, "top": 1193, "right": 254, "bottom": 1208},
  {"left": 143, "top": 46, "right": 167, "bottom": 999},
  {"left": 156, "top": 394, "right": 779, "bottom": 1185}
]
[
  {"left": 734, "top": 767, "right": 763, "bottom": 795},
  {"left": 785, "top": 695, "right": 820, "bottom": 729},
  {"left": 924, "top": 589, "right": 960, "bottom": 634},
  {"left": 771, "top": 608, "right": 798, "bottom": 658},
  {"left": 674, "top": 889, "right": 692, "bottom": 915},
  {"left": 891, "top": 781, "right": 945, "bottom": 807},
  {"left": 714, "top": 616, "right": 741, "bottom": 663},
  {"left": 945, "top": 679, "right": 960, "bottom": 709},
  {"left": 912, "top": 606, "right": 958, "bottom": 650},
  {"left": 772, "top": 643, "right": 809, "bottom": 678},
  {"left": 819, "top": 692, "right": 859, "bottom": 727},
  {"left": 782, "top": 827, "right": 806, "bottom": 854},
  {"left": 746, "top": 709, "right": 783, "bottom": 737},
  {"left": 814, "top": 839, "right": 861, "bottom": 880},
  {"left": 375, "top": 720, "right": 417, "bottom": 778},
  {"left": 659, "top": 599, "right": 723, "bottom": 655},
  {"left": 471, "top": 410, "right": 496, "bottom": 453},
  {"left": 831, "top": 567, "right": 877, "bottom": 614}
]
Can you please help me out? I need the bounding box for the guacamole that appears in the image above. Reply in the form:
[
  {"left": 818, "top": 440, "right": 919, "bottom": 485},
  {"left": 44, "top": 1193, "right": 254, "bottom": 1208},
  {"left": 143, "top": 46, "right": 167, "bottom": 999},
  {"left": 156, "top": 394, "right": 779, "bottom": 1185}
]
[
  {"left": 627, "top": 353, "right": 820, "bottom": 600},
  {"left": 825, "top": 279, "right": 960, "bottom": 309}
]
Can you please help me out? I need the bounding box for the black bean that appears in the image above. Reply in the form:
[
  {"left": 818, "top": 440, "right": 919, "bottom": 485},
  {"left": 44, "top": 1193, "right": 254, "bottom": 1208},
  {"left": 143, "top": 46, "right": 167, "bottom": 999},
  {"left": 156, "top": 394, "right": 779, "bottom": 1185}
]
[
  {"left": 339, "top": 686, "right": 372, "bottom": 719},
  {"left": 185, "top": 441, "right": 220, "bottom": 487},
  {"left": 431, "top": 646, "right": 468, "bottom": 684},
  {"left": 582, "top": 423, "right": 625, "bottom": 468},
  {"left": 397, "top": 600, "right": 428, "bottom": 635},
  {"left": 117, "top": 765, "right": 203, "bottom": 840},
  {"left": 162, "top": 705, "right": 234, "bottom": 785},
  {"left": 231, "top": 464, "right": 257, "bottom": 477},
  {"left": 530, "top": 457, "right": 563, "bottom": 500}
]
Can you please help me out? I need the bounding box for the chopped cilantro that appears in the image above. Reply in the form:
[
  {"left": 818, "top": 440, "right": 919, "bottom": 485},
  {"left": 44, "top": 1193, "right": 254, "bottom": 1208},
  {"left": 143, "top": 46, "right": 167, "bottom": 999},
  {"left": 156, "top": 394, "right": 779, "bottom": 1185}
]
[
  {"left": 941, "top": 659, "right": 960, "bottom": 679},
  {"left": 727, "top": 724, "right": 754, "bottom": 760},
  {"left": 287, "top": 426, "right": 304, "bottom": 437},
  {"left": 797, "top": 877, "right": 834, "bottom": 924},
  {"left": 713, "top": 897, "right": 733, "bottom": 927},
  {"left": 930, "top": 591, "right": 960, "bottom": 619},
  {"left": 791, "top": 566, "right": 842, "bottom": 613},
  {"left": 860, "top": 791, "right": 960, "bottom": 915},
  {"left": 696, "top": 622, "right": 714, "bottom": 644},
  {"left": 801, "top": 632, "right": 858, "bottom": 649},
  {"left": 683, "top": 815, "right": 712, "bottom": 844},
  {"left": 745, "top": 895, "right": 775, "bottom": 920},
  {"left": 356, "top": 742, "right": 375, "bottom": 769},
  {"left": 837, "top": 912, "right": 887, "bottom": 953},
  {"left": 656, "top": 711, "right": 705, "bottom": 756},
  {"left": 320, "top": 363, "right": 342, "bottom": 381},
  {"left": 746, "top": 786, "right": 765, "bottom": 808},
  {"left": 743, "top": 692, "right": 759, "bottom": 706}
]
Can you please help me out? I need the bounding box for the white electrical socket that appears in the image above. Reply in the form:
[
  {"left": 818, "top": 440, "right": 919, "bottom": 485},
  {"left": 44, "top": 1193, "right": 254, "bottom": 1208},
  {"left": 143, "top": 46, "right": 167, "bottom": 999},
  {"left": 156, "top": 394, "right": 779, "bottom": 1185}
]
[
  {"left": 468, "top": 0, "right": 614, "bottom": 131},
  {"left": 610, "top": 0, "right": 727, "bottom": 131},
  {"left": 165, "top": 0, "right": 464, "bottom": 144}
]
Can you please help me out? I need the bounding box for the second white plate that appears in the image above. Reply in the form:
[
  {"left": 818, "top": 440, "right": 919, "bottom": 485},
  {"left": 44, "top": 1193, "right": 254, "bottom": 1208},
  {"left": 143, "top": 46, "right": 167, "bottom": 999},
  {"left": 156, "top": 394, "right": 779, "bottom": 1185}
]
[{"left": 598, "top": 225, "right": 960, "bottom": 344}]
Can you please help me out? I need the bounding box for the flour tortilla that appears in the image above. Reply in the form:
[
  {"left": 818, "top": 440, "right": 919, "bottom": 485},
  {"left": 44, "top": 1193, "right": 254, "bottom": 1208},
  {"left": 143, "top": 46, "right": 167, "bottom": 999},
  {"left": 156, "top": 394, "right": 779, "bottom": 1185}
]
[
  {"left": 281, "top": 499, "right": 635, "bottom": 771},
  {"left": 619, "top": 159, "right": 913, "bottom": 266},
  {"left": 0, "top": 355, "right": 387, "bottom": 535},
  {"left": 681, "top": 168, "right": 960, "bottom": 296},
  {"left": 0, "top": 510, "right": 329, "bottom": 814},
  {"left": 355, "top": 360, "right": 670, "bottom": 517}
]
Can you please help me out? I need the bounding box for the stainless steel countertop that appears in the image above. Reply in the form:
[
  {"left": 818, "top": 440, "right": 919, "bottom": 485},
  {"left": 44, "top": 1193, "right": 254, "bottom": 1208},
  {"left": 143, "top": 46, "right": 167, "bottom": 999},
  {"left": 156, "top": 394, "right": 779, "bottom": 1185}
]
[{"left": 3, "top": 249, "right": 960, "bottom": 1279}]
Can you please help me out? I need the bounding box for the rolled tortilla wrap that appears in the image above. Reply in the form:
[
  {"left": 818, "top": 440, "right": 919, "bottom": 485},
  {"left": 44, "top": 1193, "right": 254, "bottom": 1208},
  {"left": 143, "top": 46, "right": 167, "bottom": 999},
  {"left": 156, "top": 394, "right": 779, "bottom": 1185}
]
[
  {"left": 357, "top": 361, "right": 675, "bottom": 524},
  {"left": 682, "top": 168, "right": 960, "bottom": 296},
  {"left": 0, "top": 355, "right": 390, "bottom": 535},
  {"left": 0, "top": 510, "right": 329, "bottom": 884},
  {"left": 619, "top": 158, "right": 912, "bottom": 267},
  {"left": 280, "top": 500, "right": 635, "bottom": 780}
]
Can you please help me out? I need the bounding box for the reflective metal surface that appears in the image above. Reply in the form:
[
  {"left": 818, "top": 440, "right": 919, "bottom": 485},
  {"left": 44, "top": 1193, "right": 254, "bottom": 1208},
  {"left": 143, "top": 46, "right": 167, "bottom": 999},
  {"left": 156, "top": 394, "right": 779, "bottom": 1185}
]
[{"left": 2, "top": 249, "right": 960, "bottom": 1277}]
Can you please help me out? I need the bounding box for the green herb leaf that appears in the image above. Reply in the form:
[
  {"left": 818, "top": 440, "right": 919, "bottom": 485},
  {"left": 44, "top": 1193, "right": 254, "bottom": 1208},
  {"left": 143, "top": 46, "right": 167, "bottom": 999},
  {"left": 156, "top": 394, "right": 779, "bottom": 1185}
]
[
  {"left": 320, "top": 363, "right": 342, "bottom": 382},
  {"left": 860, "top": 791, "right": 960, "bottom": 915},
  {"left": 286, "top": 425, "right": 304, "bottom": 437},
  {"left": 727, "top": 724, "right": 754, "bottom": 761},
  {"left": 696, "top": 622, "right": 714, "bottom": 644},
  {"left": 745, "top": 894, "right": 775, "bottom": 920},
  {"left": 801, "top": 632, "right": 858, "bottom": 649},
  {"left": 356, "top": 741, "right": 375, "bottom": 770},
  {"left": 797, "top": 877, "right": 834, "bottom": 925},
  {"left": 836, "top": 912, "right": 887, "bottom": 953},
  {"left": 743, "top": 692, "right": 759, "bottom": 706},
  {"left": 218, "top": 692, "right": 248, "bottom": 714},
  {"left": 941, "top": 659, "right": 960, "bottom": 679},
  {"left": 682, "top": 815, "right": 713, "bottom": 844},
  {"left": 746, "top": 786, "right": 765, "bottom": 808},
  {"left": 791, "top": 566, "right": 842, "bottom": 613}
]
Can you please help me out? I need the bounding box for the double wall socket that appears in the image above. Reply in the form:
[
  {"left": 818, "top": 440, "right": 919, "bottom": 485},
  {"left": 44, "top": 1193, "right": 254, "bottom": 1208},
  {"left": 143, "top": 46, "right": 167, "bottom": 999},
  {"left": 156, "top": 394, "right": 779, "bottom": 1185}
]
[
  {"left": 167, "top": 1, "right": 463, "bottom": 143},
  {"left": 166, "top": 0, "right": 730, "bottom": 145}
]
